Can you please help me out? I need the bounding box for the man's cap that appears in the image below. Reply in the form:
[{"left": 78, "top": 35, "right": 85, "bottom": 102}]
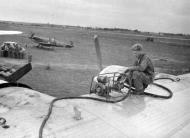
[{"left": 131, "top": 43, "right": 143, "bottom": 51}]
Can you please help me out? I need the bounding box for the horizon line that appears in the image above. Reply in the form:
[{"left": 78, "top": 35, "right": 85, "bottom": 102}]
[{"left": 0, "top": 19, "right": 190, "bottom": 36}]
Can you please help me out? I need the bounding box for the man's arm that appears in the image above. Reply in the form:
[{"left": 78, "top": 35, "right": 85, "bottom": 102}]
[{"left": 125, "top": 57, "right": 148, "bottom": 72}]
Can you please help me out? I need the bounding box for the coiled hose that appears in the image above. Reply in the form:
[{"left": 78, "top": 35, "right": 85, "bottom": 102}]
[
  {"left": 39, "top": 76, "right": 177, "bottom": 138},
  {"left": 124, "top": 76, "right": 176, "bottom": 99}
]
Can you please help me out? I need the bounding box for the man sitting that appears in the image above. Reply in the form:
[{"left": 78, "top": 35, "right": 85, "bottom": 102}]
[{"left": 124, "top": 43, "right": 155, "bottom": 94}]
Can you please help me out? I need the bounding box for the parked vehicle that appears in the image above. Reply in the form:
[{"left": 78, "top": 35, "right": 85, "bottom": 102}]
[{"left": 0, "top": 41, "right": 26, "bottom": 59}]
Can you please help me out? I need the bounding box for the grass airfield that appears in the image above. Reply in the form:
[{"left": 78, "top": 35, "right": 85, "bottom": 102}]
[{"left": 0, "top": 21, "right": 189, "bottom": 97}]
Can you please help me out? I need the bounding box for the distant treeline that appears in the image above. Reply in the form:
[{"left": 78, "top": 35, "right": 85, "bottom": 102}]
[
  {"left": 0, "top": 20, "right": 189, "bottom": 37},
  {"left": 71, "top": 26, "right": 189, "bottom": 37},
  {"left": 48, "top": 24, "right": 190, "bottom": 37}
]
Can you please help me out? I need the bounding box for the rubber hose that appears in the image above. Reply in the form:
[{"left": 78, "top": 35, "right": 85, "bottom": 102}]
[
  {"left": 39, "top": 77, "right": 132, "bottom": 138},
  {"left": 39, "top": 77, "right": 173, "bottom": 138}
]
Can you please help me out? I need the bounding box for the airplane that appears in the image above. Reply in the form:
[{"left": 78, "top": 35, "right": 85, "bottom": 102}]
[
  {"left": 0, "top": 33, "right": 189, "bottom": 138},
  {"left": 29, "top": 33, "right": 74, "bottom": 49}
]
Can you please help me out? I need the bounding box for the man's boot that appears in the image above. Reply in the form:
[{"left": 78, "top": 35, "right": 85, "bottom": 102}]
[{"left": 133, "top": 88, "right": 144, "bottom": 95}]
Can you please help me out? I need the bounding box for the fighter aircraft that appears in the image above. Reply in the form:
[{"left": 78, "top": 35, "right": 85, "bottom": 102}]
[
  {"left": 29, "top": 33, "right": 74, "bottom": 49},
  {"left": 0, "top": 33, "right": 189, "bottom": 138}
]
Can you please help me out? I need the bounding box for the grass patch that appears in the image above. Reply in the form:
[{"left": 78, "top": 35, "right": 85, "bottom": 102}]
[
  {"left": 0, "top": 21, "right": 189, "bottom": 98},
  {"left": 45, "top": 64, "right": 51, "bottom": 70}
]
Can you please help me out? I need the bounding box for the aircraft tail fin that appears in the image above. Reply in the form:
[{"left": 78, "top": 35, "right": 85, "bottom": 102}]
[{"left": 29, "top": 32, "right": 35, "bottom": 38}]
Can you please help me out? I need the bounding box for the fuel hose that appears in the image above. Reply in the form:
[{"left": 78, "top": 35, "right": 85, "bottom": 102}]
[{"left": 39, "top": 76, "right": 176, "bottom": 138}]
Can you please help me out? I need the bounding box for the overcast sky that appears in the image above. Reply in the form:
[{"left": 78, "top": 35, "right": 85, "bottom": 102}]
[{"left": 0, "top": 0, "right": 189, "bottom": 34}]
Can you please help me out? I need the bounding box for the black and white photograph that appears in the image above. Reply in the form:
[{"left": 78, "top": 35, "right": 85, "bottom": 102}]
[{"left": 0, "top": 0, "right": 189, "bottom": 137}]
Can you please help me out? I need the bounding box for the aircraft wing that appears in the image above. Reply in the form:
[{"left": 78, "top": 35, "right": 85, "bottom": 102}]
[
  {"left": 38, "top": 42, "right": 73, "bottom": 48},
  {"left": 38, "top": 42, "right": 56, "bottom": 46},
  {"left": 0, "top": 72, "right": 190, "bottom": 138}
]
